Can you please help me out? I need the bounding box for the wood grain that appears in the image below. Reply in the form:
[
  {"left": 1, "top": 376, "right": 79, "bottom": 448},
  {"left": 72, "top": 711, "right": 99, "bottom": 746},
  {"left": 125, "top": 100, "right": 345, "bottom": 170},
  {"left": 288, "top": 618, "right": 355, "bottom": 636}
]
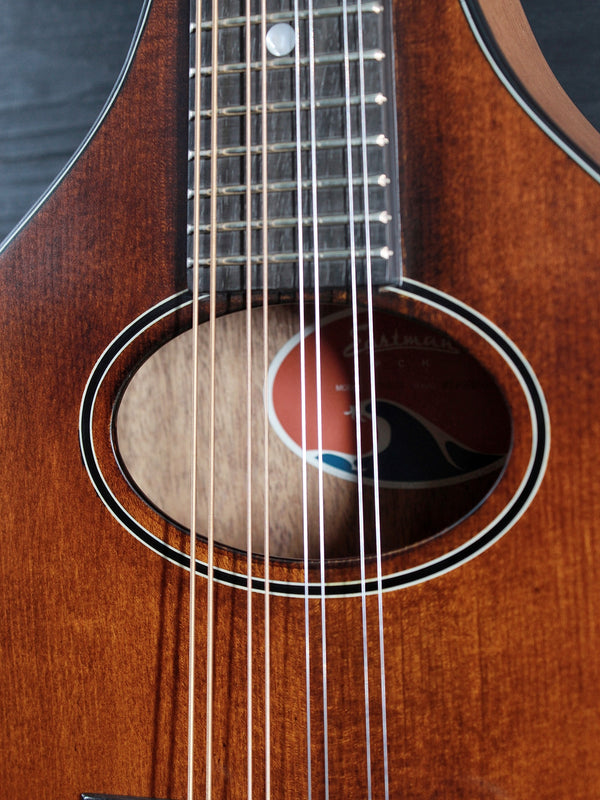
[{"left": 1, "top": 0, "right": 600, "bottom": 798}]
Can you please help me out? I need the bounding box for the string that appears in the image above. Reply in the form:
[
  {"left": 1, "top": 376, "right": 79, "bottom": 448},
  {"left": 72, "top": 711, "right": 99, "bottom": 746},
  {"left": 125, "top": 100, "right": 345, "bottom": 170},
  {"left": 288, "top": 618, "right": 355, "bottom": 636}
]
[
  {"left": 306, "top": 0, "right": 330, "bottom": 794},
  {"left": 293, "top": 0, "right": 313, "bottom": 795},
  {"left": 187, "top": 3, "right": 391, "bottom": 797},
  {"left": 205, "top": 0, "right": 221, "bottom": 794},
  {"left": 245, "top": 0, "right": 254, "bottom": 794},
  {"left": 260, "top": 0, "right": 271, "bottom": 794},
  {"left": 340, "top": 0, "right": 373, "bottom": 795},
  {"left": 187, "top": 0, "right": 203, "bottom": 796},
  {"left": 356, "top": 0, "right": 390, "bottom": 794}
]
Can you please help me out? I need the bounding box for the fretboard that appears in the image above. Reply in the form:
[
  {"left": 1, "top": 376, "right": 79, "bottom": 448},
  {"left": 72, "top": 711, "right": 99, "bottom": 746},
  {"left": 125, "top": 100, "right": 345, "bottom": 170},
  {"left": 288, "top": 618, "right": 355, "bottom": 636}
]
[{"left": 187, "top": 0, "right": 401, "bottom": 293}]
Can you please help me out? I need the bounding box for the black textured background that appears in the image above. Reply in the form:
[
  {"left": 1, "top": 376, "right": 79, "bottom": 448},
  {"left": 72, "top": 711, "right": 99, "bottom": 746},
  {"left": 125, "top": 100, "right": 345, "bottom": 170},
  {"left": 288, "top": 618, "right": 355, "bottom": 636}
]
[{"left": 0, "top": 0, "right": 599, "bottom": 243}]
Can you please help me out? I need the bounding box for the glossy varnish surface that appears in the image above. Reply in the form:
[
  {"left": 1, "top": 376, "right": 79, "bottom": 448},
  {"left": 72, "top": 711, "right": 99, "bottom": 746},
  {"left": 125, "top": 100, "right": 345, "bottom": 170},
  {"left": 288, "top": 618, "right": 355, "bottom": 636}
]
[{"left": 1, "top": 0, "right": 600, "bottom": 798}]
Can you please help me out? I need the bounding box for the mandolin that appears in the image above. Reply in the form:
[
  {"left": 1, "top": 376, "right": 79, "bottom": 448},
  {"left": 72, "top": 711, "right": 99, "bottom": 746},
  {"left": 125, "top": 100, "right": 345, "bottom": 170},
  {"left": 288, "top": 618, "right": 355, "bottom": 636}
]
[{"left": 1, "top": 0, "right": 600, "bottom": 797}]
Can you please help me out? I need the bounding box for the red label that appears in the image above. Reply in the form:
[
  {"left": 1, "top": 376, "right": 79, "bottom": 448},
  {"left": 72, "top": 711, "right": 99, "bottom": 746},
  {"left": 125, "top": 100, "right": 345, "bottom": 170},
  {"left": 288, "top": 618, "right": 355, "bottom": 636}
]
[{"left": 268, "top": 309, "right": 510, "bottom": 487}]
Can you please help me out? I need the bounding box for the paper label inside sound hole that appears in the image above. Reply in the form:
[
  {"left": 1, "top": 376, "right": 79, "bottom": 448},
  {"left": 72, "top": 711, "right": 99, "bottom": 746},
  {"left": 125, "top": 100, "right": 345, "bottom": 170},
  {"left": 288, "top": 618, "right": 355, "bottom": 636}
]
[{"left": 267, "top": 309, "right": 511, "bottom": 489}]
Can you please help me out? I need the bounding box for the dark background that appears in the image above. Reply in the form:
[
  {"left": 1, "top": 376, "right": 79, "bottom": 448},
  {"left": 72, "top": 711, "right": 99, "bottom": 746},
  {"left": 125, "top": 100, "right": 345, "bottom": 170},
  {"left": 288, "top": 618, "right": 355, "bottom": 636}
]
[{"left": 1, "top": 0, "right": 599, "bottom": 243}]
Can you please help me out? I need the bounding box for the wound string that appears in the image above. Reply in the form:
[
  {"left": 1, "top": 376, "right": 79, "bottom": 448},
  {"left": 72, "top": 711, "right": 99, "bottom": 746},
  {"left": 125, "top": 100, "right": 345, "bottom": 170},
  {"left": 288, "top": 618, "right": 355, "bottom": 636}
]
[
  {"left": 293, "top": 0, "right": 313, "bottom": 795},
  {"left": 245, "top": 0, "right": 254, "bottom": 794},
  {"left": 187, "top": 0, "right": 204, "bottom": 796},
  {"left": 306, "top": 0, "right": 330, "bottom": 794},
  {"left": 204, "top": 0, "right": 221, "bottom": 794},
  {"left": 340, "top": 0, "right": 373, "bottom": 795},
  {"left": 260, "top": 0, "right": 272, "bottom": 794},
  {"left": 356, "top": 0, "right": 390, "bottom": 794}
]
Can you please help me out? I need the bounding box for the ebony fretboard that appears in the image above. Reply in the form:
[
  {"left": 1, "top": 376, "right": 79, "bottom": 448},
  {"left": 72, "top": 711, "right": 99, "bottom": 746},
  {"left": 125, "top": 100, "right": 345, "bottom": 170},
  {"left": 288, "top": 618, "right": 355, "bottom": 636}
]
[{"left": 187, "top": 0, "right": 401, "bottom": 293}]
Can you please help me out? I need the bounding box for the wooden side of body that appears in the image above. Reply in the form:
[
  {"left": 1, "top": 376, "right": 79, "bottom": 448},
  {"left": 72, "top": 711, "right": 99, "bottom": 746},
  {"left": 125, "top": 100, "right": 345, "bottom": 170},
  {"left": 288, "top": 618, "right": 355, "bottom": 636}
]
[{"left": 0, "top": 0, "right": 599, "bottom": 798}]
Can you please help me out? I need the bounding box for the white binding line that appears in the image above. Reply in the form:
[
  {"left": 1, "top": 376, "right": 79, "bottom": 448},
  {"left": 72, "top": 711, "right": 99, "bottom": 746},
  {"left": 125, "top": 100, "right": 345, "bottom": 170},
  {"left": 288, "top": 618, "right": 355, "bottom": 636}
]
[
  {"left": 79, "top": 291, "right": 197, "bottom": 537},
  {"left": 80, "top": 280, "right": 550, "bottom": 596},
  {"left": 460, "top": 0, "right": 600, "bottom": 186},
  {"left": 0, "top": 0, "right": 155, "bottom": 255}
]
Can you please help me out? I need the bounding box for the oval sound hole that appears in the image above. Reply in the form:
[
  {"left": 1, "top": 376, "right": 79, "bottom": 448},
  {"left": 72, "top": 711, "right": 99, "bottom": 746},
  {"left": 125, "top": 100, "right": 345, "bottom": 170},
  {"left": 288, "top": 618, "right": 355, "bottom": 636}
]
[{"left": 115, "top": 305, "right": 512, "bottom": 560}]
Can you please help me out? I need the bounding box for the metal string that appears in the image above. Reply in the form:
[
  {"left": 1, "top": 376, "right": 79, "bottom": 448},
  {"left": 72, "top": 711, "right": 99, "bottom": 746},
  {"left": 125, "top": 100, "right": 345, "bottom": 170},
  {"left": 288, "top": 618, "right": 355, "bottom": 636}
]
[
  {"left": 356, "top": 0, "right": 391, "bottom": 794},
  {"left": 306, "top": 0, "right": 329, "bottom": 794},
  {"left": 260, "top": 0, "right": 272, "bottom": 795},
  {"left": 187, "top": 0, "right": 204, "bottom": 796},
  {"left": 189, "top": 2, "right": 391, "bottom": 797},
  {"left": 205, "top": 0, "right": 221, "bottom": 795},
  {"left": 340, "top": 0, "right": 374, "bottom": 796},
  {"left": 245, "top": 0, "right": 254, "bottom": 794},
  {"left": 293, "top": 0, "right": 312, "bottom": 795}
]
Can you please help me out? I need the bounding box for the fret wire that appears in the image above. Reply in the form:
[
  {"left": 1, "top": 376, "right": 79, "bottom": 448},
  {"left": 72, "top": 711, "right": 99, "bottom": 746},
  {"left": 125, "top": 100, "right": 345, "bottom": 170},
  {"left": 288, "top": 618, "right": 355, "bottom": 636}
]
[
  {"left": 197, "top": 48, "right": 384, "bottom": 75},
  {"left": 191, "top": 174, "right": 388, "bottom": 198},
  {"left": 195, "top": 92, "right": 386, "bottom": 119},
  {"left": 193, "top": 211, "right": 389, "bottom": 233},
  {"left": 190, "top": 245, "right": 393, "bottom": 267},
  {"left": 193, "top": 134, "right": 388, "bottom": 158},
  {"left": 196, "top": 2, "right": 383, "bottom": 30}
]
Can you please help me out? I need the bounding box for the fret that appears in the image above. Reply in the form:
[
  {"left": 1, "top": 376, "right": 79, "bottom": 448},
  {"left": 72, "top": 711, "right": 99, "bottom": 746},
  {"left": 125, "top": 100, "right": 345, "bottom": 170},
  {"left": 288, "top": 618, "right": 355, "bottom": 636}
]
[
  {"left": 195, "top": 49, "right": 384, "bottom": 77},
  {"left": 189, "top": 246, "right": 393, "bottom": 267},
  {"left": 194, "top": 3, "right": 383, "bottom": 31},
  {"left": 194, "top": 93, "right": 387, "bottom": 120},
  {"left": 191, "top": 135, "right": 388, "bottom": 160},
  {"left": 193, "top": 211, "right": 390, "bottom": 234},
  {"left": 189, "top": 174, "right": 390, "bottom": 199},
  {"left": 187, "top": 251, "right": 395, "bottom": 293}
]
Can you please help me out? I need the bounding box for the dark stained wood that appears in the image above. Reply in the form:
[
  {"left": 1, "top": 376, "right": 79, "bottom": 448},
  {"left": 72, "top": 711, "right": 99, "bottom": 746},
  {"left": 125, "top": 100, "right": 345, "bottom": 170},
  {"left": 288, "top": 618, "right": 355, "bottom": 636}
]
[
  {"left": 0, "top": 0, "right": 143, "bottom": 241},
  {"left": 1, "top": 0, "right": 600, "bottom": 799}
]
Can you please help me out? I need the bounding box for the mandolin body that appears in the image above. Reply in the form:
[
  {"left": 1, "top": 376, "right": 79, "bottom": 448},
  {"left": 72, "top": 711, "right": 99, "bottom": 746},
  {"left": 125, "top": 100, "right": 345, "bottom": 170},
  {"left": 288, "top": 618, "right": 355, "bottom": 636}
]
[{"left": 1, "top": 0, "right": 599, "bottom": 797}]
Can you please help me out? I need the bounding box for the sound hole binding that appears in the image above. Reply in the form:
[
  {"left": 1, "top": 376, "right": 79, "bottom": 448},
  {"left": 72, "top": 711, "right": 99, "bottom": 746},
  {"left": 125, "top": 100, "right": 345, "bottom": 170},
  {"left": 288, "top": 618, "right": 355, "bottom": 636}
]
[
  {"left": 81, "top": 795, "right": 170, "bottom": 800},
  {"left": 79, "top": 279, "right": 549, "bottom": 596}
]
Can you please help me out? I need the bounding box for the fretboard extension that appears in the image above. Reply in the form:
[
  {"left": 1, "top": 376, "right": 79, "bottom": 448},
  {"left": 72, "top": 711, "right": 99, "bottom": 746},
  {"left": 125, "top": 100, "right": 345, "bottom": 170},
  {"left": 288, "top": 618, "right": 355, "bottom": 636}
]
[{"left": 187, "top": 0, "right": 401, "bottom": 293}]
